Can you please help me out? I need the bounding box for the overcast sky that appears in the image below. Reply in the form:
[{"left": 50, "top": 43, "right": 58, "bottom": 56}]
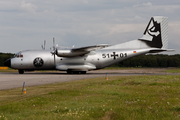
[{"left": 0, "top": 0, "right": 179, "bottom": 54}]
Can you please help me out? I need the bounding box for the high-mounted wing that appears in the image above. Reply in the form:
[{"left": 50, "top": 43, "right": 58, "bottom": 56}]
[
  {"left": 72, "top": 44, "right": 110, "bottom": 51},
  {"left": 55, "top": 44, "right": 110, "bottom": 57}
]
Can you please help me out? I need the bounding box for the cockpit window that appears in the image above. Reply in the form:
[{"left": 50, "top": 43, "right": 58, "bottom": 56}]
[{"left": 14, "top": 52, "right": 23, "bottom": 58}]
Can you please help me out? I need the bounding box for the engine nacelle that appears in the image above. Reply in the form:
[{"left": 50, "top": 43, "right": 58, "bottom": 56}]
[{"left": 56, "top": 50, "right": 88, "bottom": 57}]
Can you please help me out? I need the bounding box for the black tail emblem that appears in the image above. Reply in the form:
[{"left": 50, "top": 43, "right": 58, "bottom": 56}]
[{"left": 139, "top": 17, "right": 162, "bottom": 48}]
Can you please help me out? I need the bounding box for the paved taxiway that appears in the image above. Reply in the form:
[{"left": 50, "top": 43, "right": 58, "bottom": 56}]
[{"left": 0, "top": 69, "right": 179, "bottom": 90}]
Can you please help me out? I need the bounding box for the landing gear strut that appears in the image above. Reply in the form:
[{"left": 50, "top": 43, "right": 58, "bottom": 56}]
[{"left": 18, "top": 70, "right": 24, "bottom": 74}]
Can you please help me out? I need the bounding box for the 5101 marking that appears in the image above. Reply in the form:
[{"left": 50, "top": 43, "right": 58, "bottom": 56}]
[{"left": 102, "top": 52, "right": 127, "bottom": 59}]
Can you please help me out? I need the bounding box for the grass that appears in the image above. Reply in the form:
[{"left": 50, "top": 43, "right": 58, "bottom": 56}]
[
  {"left": 1, "top": 75, "right": 180, "bottom": 119},
  {"left": 103, "top": 67, "right": 137, "bottom": 70},
  {"left": 165, "top": 68, "right": 180, "bottom": 73}
]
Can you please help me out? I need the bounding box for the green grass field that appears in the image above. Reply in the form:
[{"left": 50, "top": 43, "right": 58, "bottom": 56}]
[
  {"left": 1, "top": 75, "right": 180, "bottom": 120},
  {"left": 165, "top": 68, "right": 180, "bottom": 73}
]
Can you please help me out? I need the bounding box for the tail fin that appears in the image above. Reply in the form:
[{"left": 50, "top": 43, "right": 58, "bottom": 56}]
[{"left": 139, "top": 16, "right": 168, "bottom": 49}]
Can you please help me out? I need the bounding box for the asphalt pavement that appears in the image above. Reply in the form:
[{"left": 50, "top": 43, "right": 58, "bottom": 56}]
[{"left": 0, "top": 69, "right": 178, "bottom": 90}]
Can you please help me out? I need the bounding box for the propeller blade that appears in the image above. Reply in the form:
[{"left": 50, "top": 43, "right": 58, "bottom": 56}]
[
  {"left": 51, "top": 37, "right": 56, "bottom": 65},
  {"left": 53, "top": 37, "right": 55, "bottom": 50},
  {"left": 44, "top": 40, "right": 46, "bottom": 50},
  {"left": 54, "top": 54, "right": 56, "bottom": 65}
]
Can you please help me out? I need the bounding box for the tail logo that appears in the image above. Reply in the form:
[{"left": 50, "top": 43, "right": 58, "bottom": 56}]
[
  {"left": 139, "top": 17, "right": 162, "bottom": 48},
  {"left": 144, "top": 18, "right": 161, "bottom": 40}
]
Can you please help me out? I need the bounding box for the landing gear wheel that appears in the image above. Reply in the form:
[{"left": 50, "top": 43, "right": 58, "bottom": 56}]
[
  {"left": 18, "top": 70, "right": 24, "bottom": 74},
  {"left": 73, "top": 71, "right": 80, "bottom": 74},
  {"left": 67, "top": 70, "right": 87, "bottom": 74},
  {"left": 81, "top": 71, "right": 86, "bottom": 74},
  {"left": 67, "top": 70, "right": 72, "bottom": 74}
]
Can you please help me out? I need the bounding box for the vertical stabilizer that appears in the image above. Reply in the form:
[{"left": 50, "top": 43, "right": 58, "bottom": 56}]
[{"left": 139, "top": 16, "right": 168, "bottom": 49}]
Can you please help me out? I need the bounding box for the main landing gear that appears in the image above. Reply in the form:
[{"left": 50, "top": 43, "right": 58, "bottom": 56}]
[
  {"left": 18, "top": 69, "right": 24, "bottom": 74},
  {"left": 67, "top": 70, "right": 86, "bottom": 74}
]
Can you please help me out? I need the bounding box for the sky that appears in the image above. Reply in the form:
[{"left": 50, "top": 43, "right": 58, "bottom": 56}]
[{"left": 0, "top": 0, "right": 180, "bottom": 54}]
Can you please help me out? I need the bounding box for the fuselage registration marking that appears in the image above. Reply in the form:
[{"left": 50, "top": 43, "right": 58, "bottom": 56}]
[{"left": 102, "top": 52, "right": 127, "bottom": 59}]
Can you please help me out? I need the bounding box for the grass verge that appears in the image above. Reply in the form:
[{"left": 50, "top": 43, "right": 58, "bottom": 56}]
[
  {"left": 165, "top": 68, "right": 180, "bottom": 73},
  {"left": 103, "top": 67, "right": 136, "bottom": 70},
  {"left": 0, "top": 75, "right": 180, "bottom": 119}
]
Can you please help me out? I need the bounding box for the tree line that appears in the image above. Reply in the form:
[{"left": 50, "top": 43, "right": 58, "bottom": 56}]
[
  {"left": 0, "top": 53, "right": 180, "bottom": 67},
  {"left": 118, "top": 54, "right": 180, "bottom": 67},
  {"left": 0, "top": 53, "right": 14, "bottom": 66}
]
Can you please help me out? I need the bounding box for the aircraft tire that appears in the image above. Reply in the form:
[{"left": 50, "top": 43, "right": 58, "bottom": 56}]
[
  {"left": 67, "top": 70, "right": 86, "bottom": 74},
  {"left": 72, "top": 71, "right": 79, "bottom": 74},
  {"left": 81, "top": 71, "right": 86, "bottom": 74},
  {"left": 67, "top": 70, "right": 72, "bottom": 74},
  {"left": 18, "top": 70, "right": 24, "bottom": 74}
]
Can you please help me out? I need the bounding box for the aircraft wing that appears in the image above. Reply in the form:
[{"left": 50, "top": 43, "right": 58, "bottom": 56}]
[
  {"left": 56, "top": 44, "right": 110, "bottom": 57},
  {"left": 72, "top": 44, "right": 110, "bottom": 52}
]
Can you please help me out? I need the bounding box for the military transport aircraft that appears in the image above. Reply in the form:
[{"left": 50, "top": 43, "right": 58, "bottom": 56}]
[{"left": 4, "top": 16, "right": 173, "bottom": 74}]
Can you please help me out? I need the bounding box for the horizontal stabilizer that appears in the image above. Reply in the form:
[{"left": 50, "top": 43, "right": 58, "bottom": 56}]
[{"left": 149, "top": 49, "right": 174, "bottom": 53}]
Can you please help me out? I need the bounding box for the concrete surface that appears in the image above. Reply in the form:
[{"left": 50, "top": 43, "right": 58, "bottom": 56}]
[{"left": 0, "top": 69, "right": 179, "bottom": 90}]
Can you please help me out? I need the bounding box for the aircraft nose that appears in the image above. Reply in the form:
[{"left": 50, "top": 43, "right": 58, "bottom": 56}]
[{"left": 4, "top": 59, "right": 11, "bottom": 68}]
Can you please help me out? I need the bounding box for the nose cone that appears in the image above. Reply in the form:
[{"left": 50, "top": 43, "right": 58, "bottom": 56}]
[{"left": 4, "top": 59, "right": 11, "bottom": 68}]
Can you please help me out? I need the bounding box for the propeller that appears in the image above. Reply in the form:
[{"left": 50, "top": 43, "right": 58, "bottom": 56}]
[
  {"left": 41, "top": 40, "right": 46, "bottom": 50},
  {"left": 51, "top": 38, "right": 57, "bottom": 66}
]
